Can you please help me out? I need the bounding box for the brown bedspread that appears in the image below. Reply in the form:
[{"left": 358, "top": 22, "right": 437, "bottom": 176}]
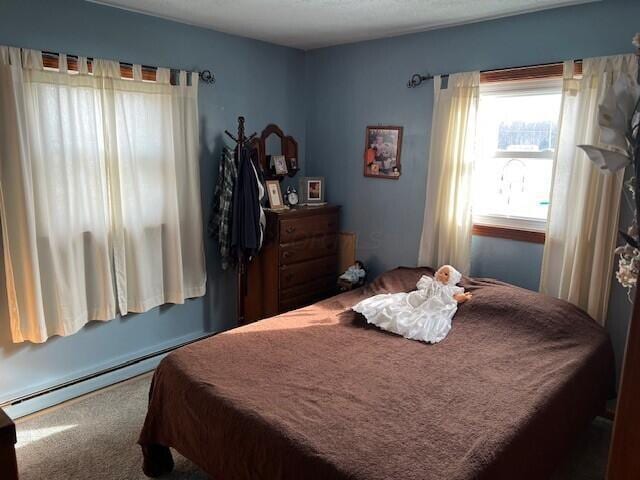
[{"left": 139, "top": 267, "right": 614, "bottom": 480}]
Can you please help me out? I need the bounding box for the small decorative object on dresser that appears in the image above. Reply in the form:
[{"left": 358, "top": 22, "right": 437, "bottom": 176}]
[
  {"left": 265, "top": 180, "right": 287, "bottom": 210},
  {"left": 299, "top": 176, "right": 325, "bottom": 204},
  {"left": 0, "top": 407, "right": 18, "bottom": 480},
  {"left": 259, "top": 124, "right": 299, "bottom": 180},
  {"left": 243, "top": 205, "right": 341, "bottom": 321},
  {"left": 364, "top": 126, "right": 403, "bottom": 179},
  {"left": 285, "top": 186, "right": 299, "bottom": 206}
]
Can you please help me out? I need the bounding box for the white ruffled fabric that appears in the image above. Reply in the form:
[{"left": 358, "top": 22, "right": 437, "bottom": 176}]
[{"left": 353, "top": 271, "right": 464, "bottom": 344}]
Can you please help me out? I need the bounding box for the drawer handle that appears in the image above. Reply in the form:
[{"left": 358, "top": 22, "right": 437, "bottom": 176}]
[
  {"left": 284, "top": 273, "right": 293, "bottom": 281},
  {"left": 283, "top": 251, "right": 291, "bottom": 258},
  {"left": 285, "top": 226, "right": 296, "bottom": 233}
]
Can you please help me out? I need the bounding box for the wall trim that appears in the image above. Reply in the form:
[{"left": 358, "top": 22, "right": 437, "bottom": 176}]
[{"left": 3, "top": 330, "right": 216, "bottom": 419}]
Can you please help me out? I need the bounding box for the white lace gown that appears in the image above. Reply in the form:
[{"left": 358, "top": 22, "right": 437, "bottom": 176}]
[{"left": 353, "top": 275, "right": 463, "bottom": 344}]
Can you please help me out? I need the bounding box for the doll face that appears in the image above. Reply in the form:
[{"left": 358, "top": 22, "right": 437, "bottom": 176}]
[{"left": 435, "top": 266, "right": 450, "bottom": 284}]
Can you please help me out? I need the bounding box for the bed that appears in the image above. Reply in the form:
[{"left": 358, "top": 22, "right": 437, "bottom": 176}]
[{"left": 138, "top": 267, "right": 614, "bottom": 480}]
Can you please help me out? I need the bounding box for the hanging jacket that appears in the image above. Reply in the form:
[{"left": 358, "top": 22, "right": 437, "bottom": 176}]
[
  {"left": 231, "top": 146, "right": 264, "bottom": 259},
  {"left": 209, "top": 148, "right": 237, "bottom": 270}
]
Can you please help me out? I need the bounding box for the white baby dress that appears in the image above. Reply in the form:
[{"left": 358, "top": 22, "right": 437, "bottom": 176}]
[{"left": 352, "top": 268, "right": 464, "bottom": 344}]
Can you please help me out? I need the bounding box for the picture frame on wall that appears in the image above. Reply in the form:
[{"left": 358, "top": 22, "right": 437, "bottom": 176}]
[
  {"left": 266, "top": 180, "right": 287, "bottom": 210},
  {"left": 299, "top": 176, "right": 326, "bottom": 205},
  {"left": 364, "top": 126, "right": 403, "bottom": 179}
]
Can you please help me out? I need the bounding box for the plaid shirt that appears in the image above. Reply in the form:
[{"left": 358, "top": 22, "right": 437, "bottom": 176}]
[{"left": 209, "top": 148, "right": 237, "bottom": 270}]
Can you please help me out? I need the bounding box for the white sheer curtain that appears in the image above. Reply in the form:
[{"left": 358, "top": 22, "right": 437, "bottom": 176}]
[
  {"left": 540, "top": 55, "right": 637, "bottom": 324},
  {"left": 418, "top": 72, "right": 480, "bottom": 274},
  {"left": 0, "top": 46, "right": 205, "bottom": 343},
  {"left": 105, "top": 64, "right": 205, "bottom": 314}
]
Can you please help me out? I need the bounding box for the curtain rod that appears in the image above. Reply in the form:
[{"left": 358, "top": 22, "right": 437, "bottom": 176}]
[
  {"left": 41, "top": 51, "right": 215, "bottom": 85},
  {"left": 406, "top": 59, "right": 584, "bottom": 88}
]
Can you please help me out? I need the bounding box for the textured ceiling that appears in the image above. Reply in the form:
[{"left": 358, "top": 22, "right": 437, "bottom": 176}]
[{"left": 89, "top": 0, "right": 597, "bottom": 50}]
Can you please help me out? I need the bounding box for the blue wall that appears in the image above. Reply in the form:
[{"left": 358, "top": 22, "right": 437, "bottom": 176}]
[
  {"left": 304, "top": 0, "right": 640, "bottom": 378},
  {"left": 471, "top": 237, "right": 544, "bottom": 291},
  {"left": 0, "top": 0, "right": 305, "bottom": 404}
]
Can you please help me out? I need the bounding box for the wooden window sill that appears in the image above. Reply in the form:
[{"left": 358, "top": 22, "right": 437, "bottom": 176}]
[{"left": 472, "top": 224, "right": 545, "bottom": 244}]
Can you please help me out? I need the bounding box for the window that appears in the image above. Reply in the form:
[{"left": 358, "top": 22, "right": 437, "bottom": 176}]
[
  {"left": 472, "top": 78, "right": 562, "bottom": 237},
  {"left": 1, "top": 45, "right": 206, "bottom": 343}
]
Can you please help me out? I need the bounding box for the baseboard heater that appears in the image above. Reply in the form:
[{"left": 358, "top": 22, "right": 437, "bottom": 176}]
[{"left": 2, "top": 331, "right": 218, "bottom": 410}]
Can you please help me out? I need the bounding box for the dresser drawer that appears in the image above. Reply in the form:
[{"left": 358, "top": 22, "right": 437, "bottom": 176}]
[
  {"left": 280, "top": 255, "right": 338, "bottom": 289},
  {"left": 280, "top": 235, "right": 338, "bottom": 265},
  {"left": 279, "top": 212, "right": 338, "bottom": 243}
]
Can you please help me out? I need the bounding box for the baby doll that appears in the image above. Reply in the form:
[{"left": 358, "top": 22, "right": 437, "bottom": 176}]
[
  {"left": 339, "top": 261, "right": 366, "bottom": 284},
  {"left": 435, "top": 265, "right": 473, "bottom": 303},
  {"left": 352, "top": 265, "right": 471, "bottom": 344}
]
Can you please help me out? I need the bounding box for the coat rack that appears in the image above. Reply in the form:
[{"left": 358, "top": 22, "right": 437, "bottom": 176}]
[
  {"left": 224, "top": 116, "right": 256, "bottom": 147},
  {"left": 224, "top": 116, "right": 257, "bottom": 325}
]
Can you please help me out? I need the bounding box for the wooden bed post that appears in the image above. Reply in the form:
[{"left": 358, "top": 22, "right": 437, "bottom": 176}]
[{"left": 607, "top": 285, "right": 640, "bottom": 479}]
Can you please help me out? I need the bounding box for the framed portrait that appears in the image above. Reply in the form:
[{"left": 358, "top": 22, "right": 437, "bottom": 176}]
[
  {"left": 272, "top": 155, "right": 288, "bottom": 175},
  {"left": 299, "top": 176, "right": 325, "bottom": 204},
  {"left": 364, "top": 126, "right": 403, "bottom": 179},
  {"left": 266, "top": 180, "right": 286, "bottom": 210}
]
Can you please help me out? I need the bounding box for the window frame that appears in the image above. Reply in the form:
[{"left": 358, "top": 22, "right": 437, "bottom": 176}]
[
  {"left": 472, "top": 73, "right": 566, "bottom": 244},
  {"left": 41, "top": 52, "right": 159, "bottom": 82}
]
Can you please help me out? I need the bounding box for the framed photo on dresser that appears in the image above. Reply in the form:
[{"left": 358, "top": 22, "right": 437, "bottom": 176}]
[
  {"left": 364, "top": 126, "right": 403, "bottom": 179},
  {"left": 266, "top": 180, "right": 286, "bottom": 210},
  {"left": 299, "top": 176, "right": 325, "bottom": 204}
]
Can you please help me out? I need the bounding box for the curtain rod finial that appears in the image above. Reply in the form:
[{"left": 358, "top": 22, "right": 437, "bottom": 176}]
[
  {"left": 407, "top": 73, "right": 432, "bottom": 88},
  {"left": 198, "top": 70, "right": 215, "bottom": 84}
]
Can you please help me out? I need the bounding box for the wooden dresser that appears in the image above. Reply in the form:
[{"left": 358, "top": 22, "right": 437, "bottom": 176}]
[
  {"left": 0, "top": 407, "right": 18, "bottom": 480},
  {"left": 244, "top": 205, "right": 340, "bottom": 322}
]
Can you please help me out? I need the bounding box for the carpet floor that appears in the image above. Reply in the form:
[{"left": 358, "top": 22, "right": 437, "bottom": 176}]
[{"left": 14, "top": 372, "right": 612, "bottom": 480}]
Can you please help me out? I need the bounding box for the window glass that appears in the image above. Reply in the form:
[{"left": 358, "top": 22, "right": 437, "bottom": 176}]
[{"left": 473, "top": 85, "right": 562, "bottom": 228}]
